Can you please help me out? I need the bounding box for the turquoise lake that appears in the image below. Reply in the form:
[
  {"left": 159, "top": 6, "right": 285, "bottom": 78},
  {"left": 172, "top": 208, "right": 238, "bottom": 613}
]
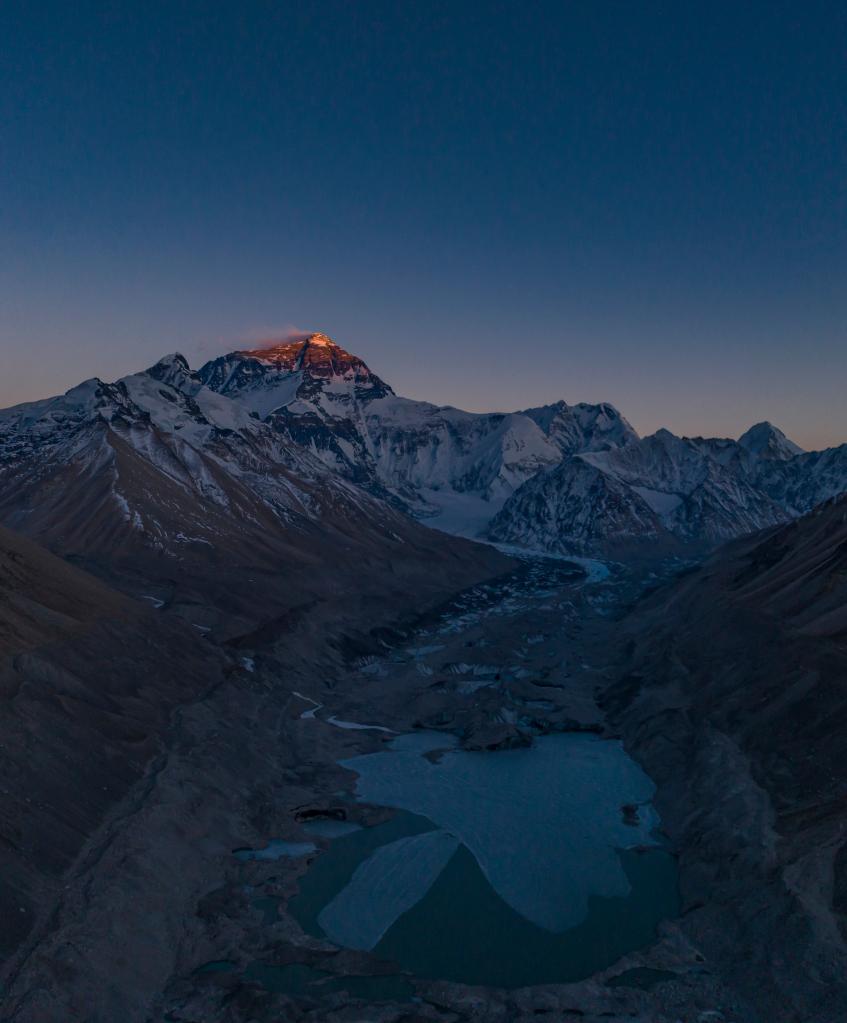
[{"left": 289, "top": 732, "right": 678, "bottom": 988}]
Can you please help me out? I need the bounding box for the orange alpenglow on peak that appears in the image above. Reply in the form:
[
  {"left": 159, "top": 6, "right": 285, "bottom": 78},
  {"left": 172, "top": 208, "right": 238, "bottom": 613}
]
[{"left": 238, "top": 333, "right": 337, "bottom": 360}]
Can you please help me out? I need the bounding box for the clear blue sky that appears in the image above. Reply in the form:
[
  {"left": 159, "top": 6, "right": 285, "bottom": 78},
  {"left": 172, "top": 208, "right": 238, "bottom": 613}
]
[{"left": 2, "top": 1, "right": 845, "bottom": 448}]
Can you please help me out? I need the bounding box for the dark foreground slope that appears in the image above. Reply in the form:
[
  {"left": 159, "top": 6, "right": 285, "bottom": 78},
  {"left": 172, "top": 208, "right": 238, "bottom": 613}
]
[
  {"left": 607, "top": 495, "right": 847, "bottom": 1022},
  {"left": 0, "top": 524, "right": 229, "bottom": 963}
]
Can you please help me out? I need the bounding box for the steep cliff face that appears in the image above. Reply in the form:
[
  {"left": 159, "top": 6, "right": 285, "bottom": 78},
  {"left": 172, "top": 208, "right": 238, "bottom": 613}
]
[{"left": 605, "top": 495, "right": 847, "bottom": 1022}]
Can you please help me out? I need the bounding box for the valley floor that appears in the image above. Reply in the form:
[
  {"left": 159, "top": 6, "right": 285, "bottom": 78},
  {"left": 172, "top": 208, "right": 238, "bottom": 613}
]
[{"left": 2, "top": 551, "right": 839, "bottom": 1023}]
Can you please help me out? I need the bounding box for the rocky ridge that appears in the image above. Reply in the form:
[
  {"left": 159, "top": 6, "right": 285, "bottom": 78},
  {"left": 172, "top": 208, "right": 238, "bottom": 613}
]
[
  {"left": 197, "top": 334, "right": 641, "bottom": 526},
  {"left": 604, "top": 494, "right": 847, "bottom": 1021},
  {"left": 8, "top": 333, "right": 846, "bottom": 559},
  {"left": 0, "top": 350, "right": 508, "bottom": 636},
  {"left": 196, "top": 334, "right": 847, "bottom": 552}
]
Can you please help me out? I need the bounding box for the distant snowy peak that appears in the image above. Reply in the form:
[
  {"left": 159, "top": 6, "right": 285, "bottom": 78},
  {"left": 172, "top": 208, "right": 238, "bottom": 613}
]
[
  {"left": 487, "top": 456, "right": 664, "bottom": 553},
  {"left": 236, "top": 333, "right": 376, "bottom": 382},
  {"left": 239, "top": 331, "right": 336, "bottom": 363},
  {"left": 206, "top": 334, "right": 783, "bottom": 538},
  {"left": 197, "top": 333, "right": 394, "bottom": 417},
  {"left": 488, "top": 416, "right": 815, "bottom": 554},
  {"left": 489, "top": 442, "right": 791, "bottom": 554},
  {"left": 145, "top": 352, "right": 204, "bottom": 395},
  {"left": 195, "top": 334, "right": 649, "bottom": 527},
  {"left": 521, "top": 400, "right": 640, "bottom": 455},
  {"left": 738, "top": 421, "right": 804, "bottom": 460}
]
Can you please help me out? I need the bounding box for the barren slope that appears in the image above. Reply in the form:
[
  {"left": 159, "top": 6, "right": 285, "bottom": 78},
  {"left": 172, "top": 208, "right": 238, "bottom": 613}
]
[
  {"left": 0, "top": 525, "right": 229, "bottom": 963},
  {"left": 606, "top": 495, "right": 847, "bottom": 1022}
]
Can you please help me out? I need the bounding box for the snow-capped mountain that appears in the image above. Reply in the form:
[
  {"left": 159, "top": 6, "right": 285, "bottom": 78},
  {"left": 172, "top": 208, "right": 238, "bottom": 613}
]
[
  {"left": 5, "top": 331, "right": 847, "bottom": 563},
  {"left": 485, "top": 456, "right": 666, "bottom": 552},
  {"left": 752, "top": 443, "right": 847, "bottom": 517},
  {"left": 197, "top": 333, "right": 640, "bottom": 532},
  {"left": 0, "top": 350, "right": 507, "bottom": 631},
  {"left": 488, "top": 442, "right": 789, "bottom": 555},
  {"left": 194, "top": 332, "right": 847, "bottom": 554},
  {"left": 737, "top": 421, "right": 804, "bottom": 461},
  {"left": 198, "top": 333, "right": 393, "bottom": 417},
  {"left": 0, "top": 352, "right": 352, "bottom": 547},
  {"left": 490, "top": 420, "right": 847, "bottom": 555}
]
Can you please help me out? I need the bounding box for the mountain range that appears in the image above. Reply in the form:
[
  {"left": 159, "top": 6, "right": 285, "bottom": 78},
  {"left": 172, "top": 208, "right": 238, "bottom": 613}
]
[
  {"left": 3, "top": 332, "right": 846, "bottom": 568},
  {"left": 0, "top": 340, "right": 506, "bottom": 638},
  {"left": 198, "top": 333, "right": 847, "bottom": 552},
  {"left": 3, "top": 332, "right": 847, "bottom": 1022}
]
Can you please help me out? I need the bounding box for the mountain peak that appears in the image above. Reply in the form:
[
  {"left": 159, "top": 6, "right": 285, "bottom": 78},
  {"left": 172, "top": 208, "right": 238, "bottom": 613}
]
[
  {"left": 738, "top": 421, "right": 803, "bottom": 459},
  {"left": 237, "top": 332, "right": 337, "bottom": 362},
  {"left": 144, "top": 352, "right": 201, "bottom": 393},
  {"left": 196, "top": 332, "right": 393, "bottom": 417},
  {"left": 306, "top": 332, "right": 334, "bottom": 347},
  {"left": 148, "top": 352, "right": 191, "bottom": 374}
]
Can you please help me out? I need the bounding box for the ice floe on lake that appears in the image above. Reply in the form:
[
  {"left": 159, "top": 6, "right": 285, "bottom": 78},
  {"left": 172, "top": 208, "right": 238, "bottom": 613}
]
[
  {"left": 318, "top": 830, "right": 460, "bottom": 950},
  {"left": 340, "top": 732, "right": 661, "bottom": 933}
]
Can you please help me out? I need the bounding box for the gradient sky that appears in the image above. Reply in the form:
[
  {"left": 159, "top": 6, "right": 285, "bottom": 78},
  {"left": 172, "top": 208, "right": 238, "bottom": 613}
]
[{"left": 2, "top": 2, "right": 845, "bottom": 449}]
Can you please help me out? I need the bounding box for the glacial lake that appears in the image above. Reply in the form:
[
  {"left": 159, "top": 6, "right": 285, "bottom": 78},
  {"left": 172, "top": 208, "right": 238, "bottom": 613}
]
[{"left": 289, "top": 731, "right": 678, "bottom": 988}]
